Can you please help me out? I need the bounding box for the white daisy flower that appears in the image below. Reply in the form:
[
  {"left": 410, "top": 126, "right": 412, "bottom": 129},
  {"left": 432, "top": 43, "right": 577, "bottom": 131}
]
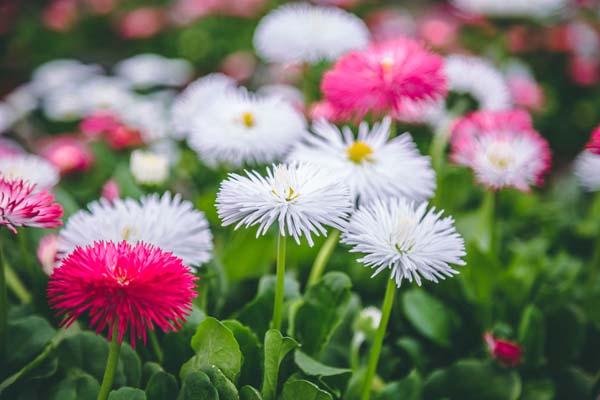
[
  {"left": 118, "top": 96, "right": 170, "bottom": 142},
  {"left": 58, "top": 192, "right": 213, "bottom": 268},
  {"left": 115, "top": 54, "right": 193, "bottom": 89},
  {"left": 130, "top": 150, "right": 169, "bottom": 185},
  {"left": 288, "top": 118, "right": 436, "bottom": 205},
  {"left": 31, "top": 59, "right": 102, "bottom": 96},
  {"left": 79, "top": 76, "right": 135, "bottom": 115},
  {"left": 453, "top": 0, "right": 568, "bottom": 17},
  {"left": 216, "top": 163, "right": 352, "bottom": 246},
  {"left": 253, "top": 2, "right": 370, "bottom": 64},
  {"left": 170, "top": 73, "right": 236, "bottom": 140},
  {"left": 42, "top": 87, "right": 87, "bottom": 121},
  {"left": 342, "top": 197, "right": 466, "bottom": 287},
  {"left": 0, "top": 154, "right": 60, "bottom": 189},
  {"left": 575, "top": 151, "right": 600, "bottom": 192},
  {"left": 4, "top": 84, "right": 37, "bottom": 121},
  {"left": 188, "top": 89, "right": 306, "bottom": 167}
]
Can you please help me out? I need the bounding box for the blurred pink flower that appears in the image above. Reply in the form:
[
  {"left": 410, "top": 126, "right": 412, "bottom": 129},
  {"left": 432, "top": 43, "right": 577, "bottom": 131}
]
[
  {"left": 118, "top": 7, "right": 165, "bottom": 39},
  {"left": 221, "top": 0, "right": 266, "bottom": 18},
  {"left": 39, "top": 135, "right": 94, "bottom": 174},
  {"left": 220, "top": 51, "right": 257, "bottom": 82},
  {"left": 80, "top": 112, "right": 143, "bottom": 150},
  {"left": 418, "top": 14, "right": 458, "bottom": 49},
  {"left": 0, "top": 138, "right": 24, "bottom": 157},
  {"left": 308, "top": 100, "right": 343, "bottom": 123},
  {"left": 322, "top": 37, "right": 447, "bottom": 122},
  {"left": 82, "top": 0, "right": 116, "bottom": 15},
  {"left": 43, "top": 0, "right": 78, "bottom": 32},
  {"left": 170, "top": 0, "right": 220, "bottom": 24},
  {"left": 38, "top": 234, "right": 59, "bottom": 275},
  {"left": 569, "top": 55, "right": 600, "bottom": 86},
  {"left": 311, "top": 0, "right": 361, "bottom": 7},
  {"left": 101, "top": 179, "right": 120, "bottom": 202},
  {"left": 585, "top": 125, "right": 600, "bottom": 155},
  {"left": 366, "top": 8, "right": 416, "bottom": 42},
  {"left": 484, "top": 332, "right": 522, "bottom": 367},
  {"left": 508, "top": 76, "right": 544, "bottom": 112}
]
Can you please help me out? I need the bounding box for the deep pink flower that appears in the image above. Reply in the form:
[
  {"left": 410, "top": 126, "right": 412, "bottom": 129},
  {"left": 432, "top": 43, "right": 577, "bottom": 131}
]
[
  {"left": 38, "top": 233, "right": 59, "bottom": 275},
  {"left": 569, "top": 55, "right": 600, "bottom": 87},
  {"left": 39, "top": 135, "right": 94, "bottom": 174},
  {"left": 321, "top": 37, "right": 447, "bottom": 122},
  {"left": 450, "top": 110, "right": 551, "bottom": 191},
  {"left": 118, "top": 7, "right": 165, "bottom": 39},
  {"left": 80, "top": 112, "right": 121, "bottom": 138},
  {"left": 80, "top": 112, "right": 143, "bottom": 150},
  {"left": 484, "top": 332, "right": 522, "bottom": 367},
  {"left": 101, "top": 179, "right": 120, "bottom": 202},
  {"left": 585, "top": 125, "right": 600, "bottom": 156},
  {"left": 0, "top": 177, "right": 63, "bottom": 234},
  {"left": 48, "top": 241, "right": 197, "bottom": 345},
  {"left": 508, "top": 76, "right": 544, "bottom": 112},
  {"left": 42, "top": 0, "right": 78, "bottom": 32}
]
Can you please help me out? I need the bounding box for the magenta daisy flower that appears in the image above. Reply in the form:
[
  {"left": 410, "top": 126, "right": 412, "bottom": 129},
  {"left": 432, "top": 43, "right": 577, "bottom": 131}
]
[
  {"left": 0, "top": 177, "right": 63, "bottom": 234},
  {"left": 48, "top": 241, "right": 197, "bottom": 345},
  {"left": 450, "top": 110, "right": 551, "bottom": 191},
  {"left": 321, "top": 37, "right": 447, "bottom": 122}
]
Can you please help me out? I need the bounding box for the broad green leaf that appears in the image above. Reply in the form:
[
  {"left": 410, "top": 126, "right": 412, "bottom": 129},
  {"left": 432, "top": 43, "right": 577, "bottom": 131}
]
[
  {"left": 57, "top": 332, "right": 109, "bottom": 382},
  {"left": 546, "top": 305, "right": 586, "bottom": 365},
  {"left": 117, "top": 342, "right": 142, "bottom": 387},
  {"left": 202, "top": 365, "right": 239, "bottom": 400},
  {"left": 181, "top": 317, "right": 242, "bottom": 382},
  {"left": 280, "top": 379, "right": 333, "bottom": 400},
  {"left": 108, "top": 387, "right": 146, "bottom": 400},
  {"left": 294, "top": 351, "right": 350, "bottom": 377},
  {"left": 163, "top": 306, "right": 206, "bottom": 373},
  {"left": 423, "top": 359, "right": 521, "bottom": 400},
  {"left": 261, "top": 329, "right": 299, "bottom": 400},
  {"left": 375, "top": 370, "right": 422, "bottom": 400},
  {"left": 177, "top": 371, "right": 218, "bottom": 400},
  {"left": 219, "top": 229, "right": 275, "bottom": 282},
  {"left": 142, "top": 362, "right": 163, "bottom": 388},
  {"left": 145, "top": 370, "right": 178, "bottom": 400},
  {"left": 294, "top": 272, "right": 352, "bottom": 355},
  {"left": 240, "top": 385, "right": 263, "bottom": 400},
  {"left": 521, "top": 379, "right": 555, "bottom": 400},
  {"left": 223, "top": 320, "right": 261, "bottom": 387},
  {"left": 402, "top": 289, "right": 457, "bottom": 348},
  {"left": 518, "top": 305, "right": 545, "bottom": 366},
  {"left": 5, "top": 316, "right": 56, "bottom": 373},
  {"left": 48, "top": 371, "right": 99, "bottom": 400}
]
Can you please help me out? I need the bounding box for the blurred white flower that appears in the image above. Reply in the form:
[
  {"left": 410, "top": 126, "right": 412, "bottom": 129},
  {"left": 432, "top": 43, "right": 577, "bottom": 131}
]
[
  {"left": 42, "top": 87, "right": 87, "bottom": 121},
  {"left": 0, "top": 154, "right": 60, "bottom": 189},
  {"left": 257, "top": 84, "right": 305, "bottom": 111},
  {"left": 355, "top": 306, "right": 382, "bottom": 337},
  {"left": 115, "top": 53, "right": 194, "bottom": 89},
  {"left": 253, "top": 2, "right": 369, "bottom": 64},
  {"left": 31, "top": 59, "right": 102, "bottom": 96},
  {"left": 119, "top": 96, "right": 170, "bottom": 142},
  {"left": 188, "top": 88, "right": 306, "bottom": 167},
  {"left": 575, "top": 151, "right": 600, "bottom": 192},
  {"left": 0, "top": 103, "right": 13, "bottom": 133},
  {"left": 288, "top": 118, "right": 435, "bottom": 205},
  {"left": 216, "top": 163, "right": 352, "bottom": 246},
  {"left": 453, "top": 0, "right": 568, "bottom": 17},
  {"left": 170, "top": 73, "right": 236, "bottom": 139},
  {"left": 79, "top": 76, "right": 135, "bottom": 115},
  {"left": 342, "top": 198, "right": 466, "bottom": 287},
  {"left": 58, "top": 192, "right": 213, "bottom": 268},
  {"left": 130, "top": 150, "right": 169, "bottom": 185},
  {"left": 4, "top": 84, "right": 37, "bottom": 121}
]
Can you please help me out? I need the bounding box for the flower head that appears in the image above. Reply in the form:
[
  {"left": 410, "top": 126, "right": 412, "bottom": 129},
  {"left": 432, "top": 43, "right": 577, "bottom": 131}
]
[
  {"left": 288, "top": 118, "right": 435, "bottom": 205},
  {"left": 216, "top": 163, "right": 352, "bottom": 246},
  {"left": 130, "top": 150, "right": 169, "bottom": 185},
  {"left": 321, "top": 37, "right": 447, "bottom": 122},
  {"left": 0, "top": 177, "right": 63, "bottom": 234},
  {"left": 450, "top": 110, "right": 551, "bottom": 191},
  {"left": 342, "top": 197, "right": 465, "bottom": 287},
  {"left": 575, "top": 125, "right": 600, "bottom": 191},
  {"left": 453, "top": 0, "right": 568, "bottom": 17},
  {"left": 484, "top": 332, "right": 522, "bottom": 367},
  {"left": 58, "top": 192, "right": 212, "bottom": 268},
  {"left": 115, "top": 53, "right": 193, "bottom": 89},
  {"left": 188, "top": 89, "right": 306, "bottom": 167},
  {"left": 0, "top": 154, "right": 60, "bottom": 189},
  {"left": 48, "top": 241, "right": 197, "bottom": 345},
  {"left": 253, "top": 2, "right": 369, "bottom": 64},
  {"left": 39, "top": 135, "right": 94, "bottom": 174}
]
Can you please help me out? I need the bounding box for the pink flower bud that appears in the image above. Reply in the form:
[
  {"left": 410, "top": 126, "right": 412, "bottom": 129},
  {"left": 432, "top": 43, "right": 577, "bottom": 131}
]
[
  {"left": 38, "top": 234, "right": 59, "bottom": 275},
  {"left": 484, "top": 332, "right": 522, "bottom": 367},
  {"left": 101, "top": 179, "right": 120, "bottom": 202}
]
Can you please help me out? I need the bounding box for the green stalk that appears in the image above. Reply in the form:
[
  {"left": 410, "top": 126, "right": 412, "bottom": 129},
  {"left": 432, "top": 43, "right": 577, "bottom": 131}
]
[
  {"left": 361, "top": 279, "right": 396, "bottom": 400},
  {"left": 148, "top": 329, "right": 163, "bottom": 363},
  {"left": 0, "top": 238, "right": 7, "bottom": 361},
  {"left": 97, "top": 321, "right": 122, "bottom": 400},
  {"left": 307, "top": 230, "right": 340, "bottom": 287},
  {"left": 478, "top": 190, "right": 496, "bottom": 254},
  {"left": 588, "top": 234, "right": 600, "bottom": 290},
  {"left": 271, "top": 234, "right": 287, "bottom": 331},
  {"left": 4, "top": 264, "right": 31, "bottom": 304}
]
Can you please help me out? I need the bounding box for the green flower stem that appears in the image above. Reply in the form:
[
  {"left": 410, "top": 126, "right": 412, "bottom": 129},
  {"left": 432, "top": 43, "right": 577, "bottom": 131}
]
[
  {"left": 588, "top": 234, "right": 600, "bottom": 290},
  {"left": 97, "top": 321, "right": 122, "bottom": 400},
  {"left": 479, "top": 190, "right": 496, "bottom": 254},
  {"left": 271, "top": 234, "right": 287, "bottom": 331},
  {"left": 0, "top": 238, "right": 7, "bottom": 361},
  {"left": 307, "top": 230, "right": 340, "bottom": 287},
  {"left": 361, "top": 278, "right": 396, "bottom": 400},
  {"left": 350, "top": 333, "right": 365, "bottom": 371},
  {"left": 4, "top": 263, "right": 31, "bottom": 304},
  {"left": 148, "top": 329, "right": 163, "bottom": 363}
]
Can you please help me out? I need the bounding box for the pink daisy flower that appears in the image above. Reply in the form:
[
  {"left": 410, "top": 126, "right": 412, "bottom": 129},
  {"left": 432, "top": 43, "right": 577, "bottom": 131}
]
[
  {"left": 0, "top": 177, "right": 63, "bottom": 234},
  {"left": 321, "top": 37, "right": 447, "bottom": 122},
  {"left": 450, "top": 110, "right": 551, "bottom": 191},
  {"left": 585, "top": 125, "right": 600, "bottom": 155},
  {"left": 48, "top": 241, "right": 197, "bottom": 345}
]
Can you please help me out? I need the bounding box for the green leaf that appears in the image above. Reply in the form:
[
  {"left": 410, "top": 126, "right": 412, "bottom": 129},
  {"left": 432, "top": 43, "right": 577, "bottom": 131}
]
[
  {"left": 546, "top": 305, "right": 586, "bottom": 365},
  {"left": 294, "top": 351, "right": 350, "bottom": 377},
  {"left": 145, "top": 370, "right": 178, "bottom": 400},
  {"left": 202, "top": 365, "right": 240, "bottom": 400},
  {"left": 423, "top": 359, "right": 521, "bottom": 400},
  {"left": 521, "top": 379, "right": 555, "bottom": 400},
  {"left": 237, "top": 275, "right": 301, "bottom": 338},
  {"left": 117, "top": 342, "right": 142, "bottom": 387},
  {"left": 220, "top": 229, "right": 275, "bottom": 282},
  {"left": 108, "top": 387, "right": 146, "bottom": 400},
  {"left": 261, "top": 329, "right": 299, "bottom": 400},
  {"left": 375, "top": 370, "right": 422, "bottom": 400},
  {"left": 294, "top": 272, "right": 352, "bottom": 355},
  {"left": 223, "top": 320, "right": 261, "bottom": 387},
  {"left": 142, "top": 362, "right": 163, "bottom": 388},
  {"left": 181, "top": 317, "right": 242, "bottom": 382},
  {"left": 5, "top": 316, "right": 56, "bottom": 373},
  {"left": 240, "top": 385, "right": 263, "bottom": 400},
  {"left": 402, "top": 289, "right": 457, "bottom": 348},
  {"left": 280, "top": 379, "right": 333, "bottom": 400},
  {"left": 57, "top": 332, "right": 108, "bottom": 382},
  {"left": 163, "top": 306, "right": 206, "bottom": 373},
  {"left": 518, "top": 305, "right": 545, "bottom": 366},
  {"left": 48, "top": 371, "right": 99, "bottom": 400},
  {"left": 177, "top": 371, "right": 218, "bottom": 400}
]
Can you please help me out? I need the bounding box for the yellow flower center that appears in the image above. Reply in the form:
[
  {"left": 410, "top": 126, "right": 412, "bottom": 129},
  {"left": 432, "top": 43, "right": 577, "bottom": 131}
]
[
  {"left": 347, "top": 141, "right": 374, "bottom": 164},
  {"left": 241, "top": 112, "right": 255, "bottom": 128}
]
